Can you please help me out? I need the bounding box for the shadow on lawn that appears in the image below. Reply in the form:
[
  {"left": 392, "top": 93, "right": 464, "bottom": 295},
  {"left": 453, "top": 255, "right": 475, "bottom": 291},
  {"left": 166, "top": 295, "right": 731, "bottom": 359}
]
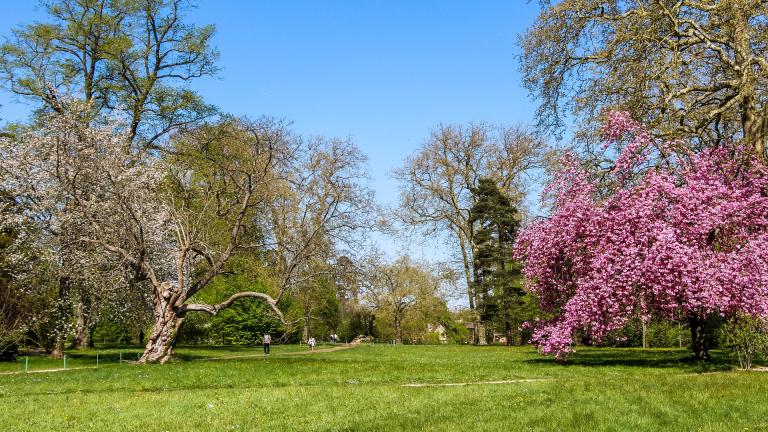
[
  {"left": 176, "top": 345, "right": 268, "bottom": 352},
  {"left": 525, "top": 348, "right": 734, "bottom": 372},
  {"left": 172, "top": 348, "right": 335, "bottom": 362}
]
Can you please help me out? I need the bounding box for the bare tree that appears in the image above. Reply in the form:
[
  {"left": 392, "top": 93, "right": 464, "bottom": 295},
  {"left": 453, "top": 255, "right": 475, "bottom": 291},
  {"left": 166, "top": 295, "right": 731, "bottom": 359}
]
[
  {"left": 265, "top": 137, "right": 378, "bottom": 342},
  {"left": 521, "top": 0, "right": 768, "bottom": 158},
  {"left": 392, "top": 123, "right": 545, "bottom": 324}
]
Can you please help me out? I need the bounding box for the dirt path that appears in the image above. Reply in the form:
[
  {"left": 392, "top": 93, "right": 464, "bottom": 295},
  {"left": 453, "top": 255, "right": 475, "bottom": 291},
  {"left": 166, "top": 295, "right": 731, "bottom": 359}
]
[
  {"left": 0, "top": 366, "right": 98, "bottom": 375},
  {"left": 401, "top": 378, "right": 556, "bottom": 387}
]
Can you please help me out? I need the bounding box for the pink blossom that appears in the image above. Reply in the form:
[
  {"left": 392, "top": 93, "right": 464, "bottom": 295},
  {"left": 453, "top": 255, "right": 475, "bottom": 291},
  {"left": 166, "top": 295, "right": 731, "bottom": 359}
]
[{"left": 515, "top": 112, "right": 768, "bottom": 360}]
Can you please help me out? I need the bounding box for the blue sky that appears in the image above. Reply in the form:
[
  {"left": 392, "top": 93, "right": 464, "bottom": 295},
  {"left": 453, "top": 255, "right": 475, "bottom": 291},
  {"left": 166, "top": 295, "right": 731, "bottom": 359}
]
[{"left": 0, "top": 1, "right": 543, "bottom": 260}]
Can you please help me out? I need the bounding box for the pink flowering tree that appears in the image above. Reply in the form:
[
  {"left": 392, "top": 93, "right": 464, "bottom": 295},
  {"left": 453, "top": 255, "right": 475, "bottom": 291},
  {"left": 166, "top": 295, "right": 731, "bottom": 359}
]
[{"left": 515, "top": 112, "right": 768, "bottom": 361}]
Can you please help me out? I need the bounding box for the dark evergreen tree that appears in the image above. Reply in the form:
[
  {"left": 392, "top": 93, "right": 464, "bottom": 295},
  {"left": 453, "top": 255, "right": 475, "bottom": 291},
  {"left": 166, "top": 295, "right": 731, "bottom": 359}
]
[{"left": 469, "top": 178, "right": 528, "bottom": 344}]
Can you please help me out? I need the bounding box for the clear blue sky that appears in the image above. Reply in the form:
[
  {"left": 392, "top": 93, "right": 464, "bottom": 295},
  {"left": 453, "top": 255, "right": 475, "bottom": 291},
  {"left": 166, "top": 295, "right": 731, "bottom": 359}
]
[{"left": 0, "top": 1, "right": 543, "bottom": 259}]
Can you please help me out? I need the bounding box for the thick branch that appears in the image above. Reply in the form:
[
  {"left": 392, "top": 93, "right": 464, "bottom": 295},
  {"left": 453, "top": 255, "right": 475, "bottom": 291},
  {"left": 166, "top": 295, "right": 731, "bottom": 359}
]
[{"left": 181, "top": 291, "right": 285, "bottom": 323}]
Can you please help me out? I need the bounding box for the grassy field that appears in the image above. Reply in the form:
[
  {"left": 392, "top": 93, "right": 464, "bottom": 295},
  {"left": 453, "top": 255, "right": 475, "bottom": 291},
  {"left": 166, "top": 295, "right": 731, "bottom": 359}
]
[{"left": 1, "top": 344, "right": 767, "bottom": 431}]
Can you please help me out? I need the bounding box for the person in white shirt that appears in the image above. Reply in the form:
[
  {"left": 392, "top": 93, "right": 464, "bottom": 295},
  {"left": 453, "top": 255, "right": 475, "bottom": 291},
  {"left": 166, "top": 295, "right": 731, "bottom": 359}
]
[
  {"left": 263, "top": 333, "right": 271, "bottom": 355},
  {"left": 308, "top": 337, "right": 316, "bottom": 351}
]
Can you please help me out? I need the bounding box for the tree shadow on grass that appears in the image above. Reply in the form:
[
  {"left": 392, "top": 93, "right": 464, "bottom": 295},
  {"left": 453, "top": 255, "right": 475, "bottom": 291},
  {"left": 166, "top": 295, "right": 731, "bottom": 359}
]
[
  {"left": 175, "top": 345, "right": 265, "bottom": 352},
  {"left": 524, "top": 348, "right": 734, "bottom": 373},
  {"left": 53, "top": 345, "right": 270, "bottom": 362}
]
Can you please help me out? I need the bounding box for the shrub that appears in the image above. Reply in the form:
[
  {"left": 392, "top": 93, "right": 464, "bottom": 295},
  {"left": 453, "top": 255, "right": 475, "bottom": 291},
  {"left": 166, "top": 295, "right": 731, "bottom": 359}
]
[
  {"left": 0, "top": 326, "right": 20, "bottom": 361},
  {"left": 211, "top": 299, "right": 282, "bottom": 345},
  {"left": 177, "top": 299, "right": 283, "bottom": 345},
  {"left": 606, "top": 318, "right": 691, "bottom": 348},
  {"left": 92, "top": 320, "right": 133, "bottom": 345},
  {"left": 720, "top": 314, "right": 768, "bottom": 370}
]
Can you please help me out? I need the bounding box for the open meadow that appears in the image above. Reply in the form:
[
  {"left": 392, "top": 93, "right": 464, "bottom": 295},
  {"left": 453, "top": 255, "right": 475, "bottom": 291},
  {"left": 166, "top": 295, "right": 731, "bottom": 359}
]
[{"left": 2, "top": 344, "right": 767, "bottom": 432}]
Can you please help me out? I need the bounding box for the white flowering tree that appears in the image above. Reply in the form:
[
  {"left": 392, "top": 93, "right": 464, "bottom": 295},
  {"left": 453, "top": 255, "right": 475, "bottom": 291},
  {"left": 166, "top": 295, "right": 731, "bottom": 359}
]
[{"left": 1, "top": 106, "right": 375, "bottom": 363}]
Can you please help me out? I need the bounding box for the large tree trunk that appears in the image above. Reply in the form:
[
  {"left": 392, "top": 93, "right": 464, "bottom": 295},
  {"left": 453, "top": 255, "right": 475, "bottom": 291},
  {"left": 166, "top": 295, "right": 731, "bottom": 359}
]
[
  {"left": 744, "top": 104, "right": 768, "bottom": 161},
  {"left": 71, "top": 294, "right": 92, "bottom": 349},
  {"left": 139, "top": 288, "right": 185, "bottom": 364},
  {"left": 688, "top": 315, "right": 711, "bottom": 361},
  {"left": 303, "top": 317, "right": 311, "bottom": 343},
  {"left": 457, "top": 233, "right": 476, "bottom": 311},
  {"left": 50, "top": 275, "right": 71, "bottom": 359},
  {"left": 733, "top": 5, "right": 768, "bottom": 161},
  {"left": 476, "top": 322, "right": 487, "bottom": 345},
  {"left": 394, "top": 315, "right": 402, "bottom": 344}
]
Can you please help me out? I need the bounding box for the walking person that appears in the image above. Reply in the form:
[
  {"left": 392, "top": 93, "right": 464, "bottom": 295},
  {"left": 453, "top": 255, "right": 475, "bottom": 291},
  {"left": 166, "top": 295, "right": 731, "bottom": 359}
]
[
  {"left": 308, "top": 336, "right": 316, "bottom": 351},
  {"left": 263, "top": 333, "right": 271, "bottom": 355}
]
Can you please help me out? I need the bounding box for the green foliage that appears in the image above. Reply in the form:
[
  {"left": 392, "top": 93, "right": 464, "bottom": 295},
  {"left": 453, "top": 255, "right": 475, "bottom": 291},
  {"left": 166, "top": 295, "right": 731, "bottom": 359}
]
[
  {"left": 91, "top": 320, "right": 133, "bottom": 345},
  {"left": 338, "top": 308, "right": 377, "bottom": 342},
  {"left": 0, "top": 0, "right": 219, "bottom": 145},
  {"left": 178, "top": 299, "right": 283, "bottom": 346},
  {"left": 469, "top": 178, "right": 537, "bottom": 342},
  {"left": 209, "top": 300, "right": 283, "bottom": 346},
  {"left": 470, "top": 178, "right": 521, "bottom": 321},
  {"left": 364, "top": 256, "right": 453, "bottom": 344},
  {"left": 607, "top": 319, "right": 691, "bottom": 349},
  {"left": 178, "top": 271, "right": 284, "bottom": 345},
  {"left": 646, "top": 321, "right": 690, "bottom": 349},
  {"left": 422, "top": 332, "right": 441, "bottom": 345},
  {"left": 441, "top": 318, "right": 470, "bottom": 345},
  {"left": 288, "top": 274, "right": 341, "bottom": 342},
  {"left": 720, "top": 313, "right": 768, "bottom": 370}
]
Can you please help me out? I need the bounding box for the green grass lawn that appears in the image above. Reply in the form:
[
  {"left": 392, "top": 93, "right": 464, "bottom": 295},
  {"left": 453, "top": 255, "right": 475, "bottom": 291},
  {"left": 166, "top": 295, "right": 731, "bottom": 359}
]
[{"left": 1, "top": 344, "right": 767, "bottom": 431}]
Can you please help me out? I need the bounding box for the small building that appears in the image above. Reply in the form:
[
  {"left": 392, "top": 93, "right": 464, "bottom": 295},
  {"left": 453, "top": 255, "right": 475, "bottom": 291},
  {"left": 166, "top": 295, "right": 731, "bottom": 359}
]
[{"left": 426, "top": 323, "right": 448, "bottom": 344}]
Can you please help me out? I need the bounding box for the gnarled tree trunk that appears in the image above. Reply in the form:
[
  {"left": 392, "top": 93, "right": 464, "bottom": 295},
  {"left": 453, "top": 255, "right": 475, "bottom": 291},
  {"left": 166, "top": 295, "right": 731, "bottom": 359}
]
[{"left": 139, "top": 285, "right": 185, "bottom": 364}]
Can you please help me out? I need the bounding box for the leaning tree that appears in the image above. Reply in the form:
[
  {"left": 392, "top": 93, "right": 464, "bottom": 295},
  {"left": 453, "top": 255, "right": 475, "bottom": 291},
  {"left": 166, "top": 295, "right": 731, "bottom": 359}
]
[
  {"left": 1, "top": 0, "right": 221, "bottom": 353},
  {"left": 1, "top": 105, "right": 374, "bottom": 363},
  {"left": 515, "top": 112, "right": 768, "bottom": 361}
]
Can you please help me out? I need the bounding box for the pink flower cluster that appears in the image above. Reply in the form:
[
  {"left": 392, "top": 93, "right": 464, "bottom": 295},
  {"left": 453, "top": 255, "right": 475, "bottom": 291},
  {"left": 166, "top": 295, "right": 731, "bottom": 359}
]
[{"left": 515, "top": 112, "right": 768, "bottom": 360}]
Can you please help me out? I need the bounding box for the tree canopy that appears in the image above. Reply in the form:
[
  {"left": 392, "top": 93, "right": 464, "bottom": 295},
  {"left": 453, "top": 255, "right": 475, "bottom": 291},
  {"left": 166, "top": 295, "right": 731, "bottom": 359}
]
[
  {"left": 515, "top": 111, "right": 768, "bottom": 360},
  {"left": 521, "top": 0, "right": 768, "bottom": 158},
  {"left": 0, "top": 0, "right": 218, "bottom": 146}
]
